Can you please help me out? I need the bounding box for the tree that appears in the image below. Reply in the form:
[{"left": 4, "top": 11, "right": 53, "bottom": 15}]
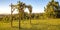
[
  {"left": 44, "top": 0, "right": 59, "bottom": 18},
  {"left": 10, "top": 1, "right": 32, "bottom": 29}
]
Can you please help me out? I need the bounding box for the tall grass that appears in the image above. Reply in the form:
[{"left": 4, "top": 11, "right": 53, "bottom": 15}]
[{"left": 0, "top": 19, "right": 60, "bottom": 30}]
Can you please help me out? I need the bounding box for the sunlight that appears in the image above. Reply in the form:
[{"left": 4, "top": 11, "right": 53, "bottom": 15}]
[{"left": 24, "top": 8, "right": 29, "bottom": 13}]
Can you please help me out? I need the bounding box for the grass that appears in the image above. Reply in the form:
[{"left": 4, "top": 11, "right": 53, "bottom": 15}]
[{"left": 0, "top": 19, "right": 60, "bottom": 30}]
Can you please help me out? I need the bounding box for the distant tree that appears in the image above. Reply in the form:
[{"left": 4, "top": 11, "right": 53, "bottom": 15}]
[{"left": 44, "top": 0, "right": 59, "bottom": 18}]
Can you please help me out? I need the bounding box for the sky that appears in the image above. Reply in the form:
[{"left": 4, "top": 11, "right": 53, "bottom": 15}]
[{"left": 0, "top": 0, "right": 60, "bottom": 14}]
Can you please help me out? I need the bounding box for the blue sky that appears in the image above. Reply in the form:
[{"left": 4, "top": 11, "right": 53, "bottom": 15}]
[{"left": 0, "top": 0, "right": 60, "bottom": 14}]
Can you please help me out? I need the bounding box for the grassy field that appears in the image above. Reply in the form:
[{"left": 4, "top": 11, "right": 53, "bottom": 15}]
[{"left": 0, "top": 19, "right": 60, "bottom": 30}]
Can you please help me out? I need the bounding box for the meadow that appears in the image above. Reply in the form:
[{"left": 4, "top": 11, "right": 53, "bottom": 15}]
[{"left": 0, "top": 19, "right": 60, "bottom": 30}]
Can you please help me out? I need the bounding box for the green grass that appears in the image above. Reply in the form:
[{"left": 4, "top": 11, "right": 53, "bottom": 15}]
[{"left": 0, "top": 19, "right": 60, "bottom": 30}]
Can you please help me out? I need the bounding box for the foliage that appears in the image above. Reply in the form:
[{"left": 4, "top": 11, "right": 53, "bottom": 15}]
[{"left": 44, "top": 0, "right": 59, "bottom": 18}]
